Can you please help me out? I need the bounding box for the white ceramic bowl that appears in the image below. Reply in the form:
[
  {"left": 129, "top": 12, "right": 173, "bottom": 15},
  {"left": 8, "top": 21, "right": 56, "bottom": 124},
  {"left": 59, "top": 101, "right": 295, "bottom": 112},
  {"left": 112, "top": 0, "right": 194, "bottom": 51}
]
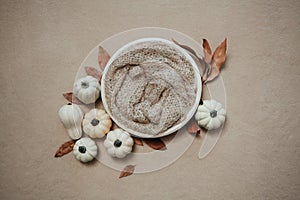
[{"left": 101, "top": 38, "right": 202, "bottom": 138}]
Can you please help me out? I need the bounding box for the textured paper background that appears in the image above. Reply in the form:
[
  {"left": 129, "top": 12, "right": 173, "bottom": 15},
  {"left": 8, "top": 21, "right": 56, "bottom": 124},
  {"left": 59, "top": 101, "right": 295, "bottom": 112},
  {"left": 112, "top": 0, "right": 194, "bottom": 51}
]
[{"left": 0, "top": 1, "right": 299, "bottom": 199}]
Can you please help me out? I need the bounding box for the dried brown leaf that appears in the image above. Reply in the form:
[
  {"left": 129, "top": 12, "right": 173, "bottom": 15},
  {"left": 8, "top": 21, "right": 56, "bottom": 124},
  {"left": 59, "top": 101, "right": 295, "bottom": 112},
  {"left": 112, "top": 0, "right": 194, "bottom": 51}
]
[
  {"left": 62, "top": 92, "right": 83, "bottom": 105},
  {"left": 188, "top": 121, "right": 200, "bottom": 135},
  {"left": 202, "top": 38, "right": 213, "bottom": 64},
  {"left": 172, "top": 39, "right": 202, "bottom": 61},
  {"left": 119, "top": 165, "right": 135, "bottom": 178},
  {"left": 172, "top": 39, "right": 197, "bottom": 56},
  {"left": 98, "top": 46, "right": 110, "bottom": 70},
  {"left": 55, "top": 140, "right": 75, "bottom": 157},
  {"left": 85, "top": 66, "right": 102, "bottom": 81},
  {"left": 212, "top": 38, "right": 227, "bottom": 68},
  {"left": 133, "top": 137, "right": 143, "bottom": 146},
  {"left": 144, "top": 138, "right": 167, "bottom": 150}
]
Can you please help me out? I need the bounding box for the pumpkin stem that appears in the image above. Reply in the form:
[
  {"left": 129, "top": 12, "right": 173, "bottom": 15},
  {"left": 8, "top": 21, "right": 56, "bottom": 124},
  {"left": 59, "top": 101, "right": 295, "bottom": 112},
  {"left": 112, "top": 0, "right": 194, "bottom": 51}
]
[
  {"left": 210, "top": 110, "right": 218, "bottom": 118},
  {"left": 81, "top": 81, "right": 89, "bottom": 89},
  {"left": 91, "top": 118, "right": 100, "bottom": 126},
  {"left": 114, "top": 139, "right": 122, "bottom": 148},
  {"left": 78, "top": 146, "right": 86, "bottom": 153}
]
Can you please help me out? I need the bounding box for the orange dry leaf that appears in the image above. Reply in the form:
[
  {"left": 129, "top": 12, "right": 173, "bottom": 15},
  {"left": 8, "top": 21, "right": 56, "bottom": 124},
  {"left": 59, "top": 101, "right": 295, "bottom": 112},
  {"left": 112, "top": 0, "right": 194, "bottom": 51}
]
[
  {"left": 188, "top": 121, "right": 201, "bottom": 135},
  {"left": 202, "top": 38, "right": 213, "bottom": 64},
  {"left": 54, "top": 140, "right": 75, "bottom": 157},
  {"left": 133, "top": 137, "right": 143, "bottom": 146},
  {"left": 172, "top": 38, "right": 202, "bottom": 61},
  {"left": 144, "top": 138, "right": 167, "bottom": 151},
  {"left": 119, "top": 165, "right": 135, "bottom": 178},
  {"left": 62, "top": 92, "right": 83, "bottom": 105},
  {"left": 84, "top": 66, "right": 102, "bottom": 81},
  {"left": 98, "top": 46, "right": 110, "bottom": 70}
]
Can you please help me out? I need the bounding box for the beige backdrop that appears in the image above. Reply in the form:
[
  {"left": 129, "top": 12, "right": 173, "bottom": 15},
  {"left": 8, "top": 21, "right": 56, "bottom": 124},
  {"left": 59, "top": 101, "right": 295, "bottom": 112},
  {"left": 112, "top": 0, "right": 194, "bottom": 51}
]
[{"left": 0, "top": 1, "right": 299, "bottom": 200}]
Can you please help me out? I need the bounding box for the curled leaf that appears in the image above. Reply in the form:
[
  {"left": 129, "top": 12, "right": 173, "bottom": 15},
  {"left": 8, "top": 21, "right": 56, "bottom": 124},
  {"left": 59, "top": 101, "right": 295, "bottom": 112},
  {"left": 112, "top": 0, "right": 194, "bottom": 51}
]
[
  {"left": 144, "top": 138, "right": 167, "bottom": 150},
  {"left": 188, "top": 121, "right": 201, "bottom": 135},
  {"left": 202, "top": 38, "right": 213, "bottom": 64},
  {"left": 119, "top": 165, "right": 135, "bottom": 178},
  {"left": 84, "top": 66, "right": 102, "bottom": 81},
  {"left": 212, "top": 38, "right": 227, "bottom": 68},
  {"left": 133, "top": 137, "right": 143, "bottom": 146},
  {"left": 98, "top": 46, "right": 110, "bottom": 70},
  {"left": 172, "top": 38, "right": 202, "bottom": 61},
  {"left": 55, "top": 140, "right": 75, "bottom": 157},
  {"left": 63, "top": 92, "right": 83, "bottom": 105}
]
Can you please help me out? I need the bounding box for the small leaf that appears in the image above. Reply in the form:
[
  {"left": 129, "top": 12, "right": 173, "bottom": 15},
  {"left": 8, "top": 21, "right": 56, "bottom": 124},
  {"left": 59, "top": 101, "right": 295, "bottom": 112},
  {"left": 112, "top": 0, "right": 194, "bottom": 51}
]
[
  {"left": 212, "top": 38, "right": 227, "bottom": 68},
  {"left": 55, "top": 140, "right": 75, "bottom": 157},
  {"left": 85, "top": 66, "right": 102, "bottom": 81},
  {"left": 172, "top": 39, "right": 202, "bottom": 61},
  {"left": 144, "top": 138, "right": 167, "bottom": 150},
  {"left": 98, "top": 46, "right": 110, "bottom": 70},
  {"left": 172, "top": 39, "right": 197, "bottom": 56},
  {"left": 119, "top": 165, "right": 135, "bottom": 178},
  {"left": 133, "top": 137, "right": 143, "bottom": 146},
  {"left": 63, "top": 92, "right": 83, "bottom": 105},
  {"left": 202, "top": 38, "right": 213, "bottom": 64},
  {"left": 188, "top": 121, "right": 200, "bottom": 135}
]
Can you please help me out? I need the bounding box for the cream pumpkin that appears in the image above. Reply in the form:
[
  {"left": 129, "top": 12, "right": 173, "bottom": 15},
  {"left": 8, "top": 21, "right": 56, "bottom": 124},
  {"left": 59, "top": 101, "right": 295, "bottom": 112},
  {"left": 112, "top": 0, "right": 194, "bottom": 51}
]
[
  {"left": 104, "top": 129, "right": 133, "bottom": 159},
  {"left": 73, "top": 76, "right": 100, "bottom": 104},
  {"left": 73, "top": 137, "right": 98, "bottom": 162},
  {"left": 195, "top": 99, "right": 226, "bottom": 130},
  {"left": 82, "top": 109, "right": 112, "bottom": 138}
]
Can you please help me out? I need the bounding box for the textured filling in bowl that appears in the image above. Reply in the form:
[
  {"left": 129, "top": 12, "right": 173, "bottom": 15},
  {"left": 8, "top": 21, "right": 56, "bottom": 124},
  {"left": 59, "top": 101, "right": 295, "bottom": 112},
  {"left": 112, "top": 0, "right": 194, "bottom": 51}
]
[{"left": 104, "top": 40, "right": 197, "bottom": 136}]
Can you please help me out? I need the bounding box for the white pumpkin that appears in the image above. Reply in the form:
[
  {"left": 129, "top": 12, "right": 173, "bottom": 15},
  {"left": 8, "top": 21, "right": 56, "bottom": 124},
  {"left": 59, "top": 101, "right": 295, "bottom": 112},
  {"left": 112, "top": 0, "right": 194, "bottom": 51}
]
[
  {"left": 104, "top": 129, "right": 133, "bottom": 158},
  {"left": 195, "top": 99, "right": 226, "bottom": 130},
  {"left": 82, "top": 109, "right": 112, "bottom": 138},
  {"left": 73, "top": 76, "right": 100, "bottom": 104},
  {"left": 73, "top": 137, "right": 98, "bottom": 162},
  {"left": 58, "top": 103, "right": 83, "bottom": 140}
]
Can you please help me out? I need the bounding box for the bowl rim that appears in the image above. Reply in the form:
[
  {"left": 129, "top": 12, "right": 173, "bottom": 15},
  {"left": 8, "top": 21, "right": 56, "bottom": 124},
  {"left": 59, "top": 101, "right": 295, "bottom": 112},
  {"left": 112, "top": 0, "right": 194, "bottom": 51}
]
[{"left": 101, "top": 37, "right": 202, "bottom": 138}]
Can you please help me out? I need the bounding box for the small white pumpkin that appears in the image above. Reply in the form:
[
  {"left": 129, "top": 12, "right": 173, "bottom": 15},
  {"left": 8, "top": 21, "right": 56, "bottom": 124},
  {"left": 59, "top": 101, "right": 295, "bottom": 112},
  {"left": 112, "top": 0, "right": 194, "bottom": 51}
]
[
  {"left": 104, "top": 129, "right": 134, "bottom": 159},
  {"left": 73, "top": 76, "right": 101, "bottom": 104},
  {"left": 73, "top": 137, "right": 98, "bottom": 162},
  {"left": 82, "top": 109, "right": 112, "bottom": 138},
  {"left": 195, "top": 99, "right": 226, "bottom": 130},
  {"left": 58, "top": 103, "right": 83, "bottom": 140}
]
